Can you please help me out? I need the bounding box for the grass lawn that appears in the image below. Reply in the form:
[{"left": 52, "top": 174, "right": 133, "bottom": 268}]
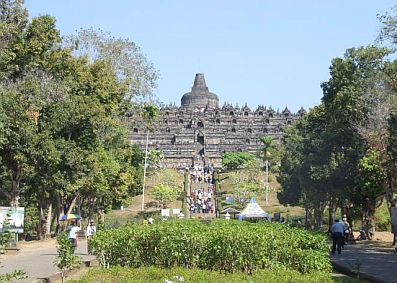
[{"left": 68, "top": 267, "right": 362, "bottom": 283}]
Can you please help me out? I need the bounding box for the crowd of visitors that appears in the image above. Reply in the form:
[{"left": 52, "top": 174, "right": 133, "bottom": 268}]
[
  {"left": 190, "top": 164, "right": 213, "bottom": 184},
  {"left": 187, "top": 163, "right": 216, "bottom": 214},
  {"left": 188, "top": 185, "right": 215, "bottom": 214}
]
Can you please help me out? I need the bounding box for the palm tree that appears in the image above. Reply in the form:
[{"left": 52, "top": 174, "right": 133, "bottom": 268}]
[
  {"left": 259, "top": 136, "right": 275, "bottom": 162},
  {"left": 141, "top": 104, "right": 158, "bottom": 211}
]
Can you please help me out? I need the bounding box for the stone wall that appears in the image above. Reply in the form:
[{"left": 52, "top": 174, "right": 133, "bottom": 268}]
[{"left": 129, "top": 103, "right": 304, "bottom": 168}]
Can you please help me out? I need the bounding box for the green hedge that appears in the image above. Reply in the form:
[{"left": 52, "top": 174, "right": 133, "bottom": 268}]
[{"left": 90, "top": 220, "right": 331, "bottom": 274}]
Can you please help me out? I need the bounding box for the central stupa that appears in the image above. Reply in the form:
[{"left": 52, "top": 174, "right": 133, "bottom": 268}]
[{"left": 181, "top": 73, "right": 219, "bottom": 109}]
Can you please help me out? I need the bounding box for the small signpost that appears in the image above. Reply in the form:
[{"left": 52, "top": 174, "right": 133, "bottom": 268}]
[
  {"left": 0, "top": 207, "right": 25, "bottom": 234},
  {"left": 0, "top": 206, "right": 24, "bottom": 250},
  {"left": 161, "top": 209, "right": 170, "bottom": 217}
]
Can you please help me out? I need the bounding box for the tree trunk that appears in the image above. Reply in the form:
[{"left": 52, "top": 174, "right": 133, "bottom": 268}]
[
  {"left": 37, "top": 203, "right": 44, "bottom": 240},
  {"left": 45, "top": 203, "right": 52, "bottom": 237},
  {"left": 384, "top": 174, "right": 397, "bottom": 243},
  {"left": 328, "top": 198, "right": 337, "bottom": 232},
  {"left": 366, "top": 198, "right": 376, "bottom": 238},
  {"left": 66, "top": 193, "right": 79, "bottom": 215},
  {"left": 76, "top": 195, "right": 82, "bottom": 216},
  {"left": 314, "top": 201, "right": 324, "bottom": 230},
  {"left": 10, "top": 166, "right": 22, "bottom": 208},
  {"left": 88, "top": 196, "right": 96, "bottom": 221},
  {"left": 54, "top": 195, "right": 63, "bottom": 234},
  {"left": 304, "top": 205, "right": 309, "bottom": 229}
]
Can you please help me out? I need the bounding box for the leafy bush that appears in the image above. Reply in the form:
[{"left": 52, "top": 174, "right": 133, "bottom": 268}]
[
  {"left": 55, "top": 233, "right": 82, "bottom": 282},
  {"left": 0, "top": 270, "right": 26, "bottom": 283},
  {"left": 90, "top": 220, "right": 331, "bottom": 274}
]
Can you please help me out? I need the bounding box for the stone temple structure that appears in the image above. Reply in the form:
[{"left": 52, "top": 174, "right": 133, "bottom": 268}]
[{"left": 129, "top": 73, "right": 305, "bottom": 168}]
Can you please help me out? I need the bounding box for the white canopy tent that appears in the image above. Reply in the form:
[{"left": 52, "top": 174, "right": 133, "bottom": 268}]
[{"left": 238, "top": 198, "right": 271, "bottom": 221}]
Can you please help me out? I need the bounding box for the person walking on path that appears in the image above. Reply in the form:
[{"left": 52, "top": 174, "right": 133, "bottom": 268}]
[
  {"left": 86, "top": 219, "right": 97, "bottom": 254},
  {"left": 331, "top": 219, "right": 344, "bottom": 255},
  {"left": 67, "top": 220, "right": 81, "bottom": 251},
  {"left": 342, "top": 216, "right": 350, "bottom": 244}
]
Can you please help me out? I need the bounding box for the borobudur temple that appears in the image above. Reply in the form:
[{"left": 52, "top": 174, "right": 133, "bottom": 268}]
[{"left": 129, "top": 73, "right": 305, "bottom": 168}]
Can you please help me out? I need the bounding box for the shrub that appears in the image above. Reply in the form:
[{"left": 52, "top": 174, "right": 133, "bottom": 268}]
[
  {"left": 90, "top": 220, "right": 331, "bottom": 274},
  {"left": 55, "top": 233, "right": 82, "bottom": 282}
]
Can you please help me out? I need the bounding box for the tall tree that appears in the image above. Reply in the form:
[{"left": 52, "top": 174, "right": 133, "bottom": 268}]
[{"left": 65, "top": 28, "right": 158, "bottom": 102}]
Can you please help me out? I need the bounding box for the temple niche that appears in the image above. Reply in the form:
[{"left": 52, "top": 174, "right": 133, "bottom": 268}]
[{"left": 129, "top": 73, "right": 305, "bottom": 168}]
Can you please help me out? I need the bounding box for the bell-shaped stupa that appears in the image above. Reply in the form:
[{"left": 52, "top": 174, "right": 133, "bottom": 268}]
[{"left": 181, "top": 73, "right": 219, "bottom": 109}]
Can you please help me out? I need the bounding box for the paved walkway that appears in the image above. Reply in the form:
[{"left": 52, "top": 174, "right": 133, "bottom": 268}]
[
  {"left": 0, "top": 238, "right": 95, "bottom": 282},
  {"left": 330, "top": 242, "right": 397, "bottom": 283}
]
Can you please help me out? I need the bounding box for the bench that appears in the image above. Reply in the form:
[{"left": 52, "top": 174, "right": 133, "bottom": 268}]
[{"left": 5, "top": 247, "right": 20, "bottom": 254}]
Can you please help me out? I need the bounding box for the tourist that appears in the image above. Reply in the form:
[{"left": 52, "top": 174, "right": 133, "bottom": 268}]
[
  {"left": 86, "top": 219, "right": 97, "bottom": 254},
  {"left": 363, "top": 219, "right": 374, "bottom": 240},
  {"left": 330, "top": 219, "right": 344, "bottom": 255},
  {"left": 342, "top": 215, "right": 350, "bottom": 244},
  {"left": 67, "top": 219, "right": 81, "bottom": 251}
]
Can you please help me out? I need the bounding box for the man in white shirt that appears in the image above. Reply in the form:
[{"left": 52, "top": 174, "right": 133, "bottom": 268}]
[
  {"left": 330, "top": 219, "right": 345, "bottom": 255},
  {"left": 86, "top": 220, "right": 97, "bottom": 254}
]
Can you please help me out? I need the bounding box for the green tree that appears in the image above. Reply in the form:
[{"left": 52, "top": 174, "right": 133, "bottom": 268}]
[
  {"left": 221, "top": 152, "right": 255, "bottom": 170},
  {"left": 152, "top": 168, "right": 182, "bottom": 189},
  {"left": 228, "top": 159, "right": 263, "bottom": 205},
  {"left": 147, "top": 149, "right": 164, "bottom": 170},
  {"left": 278, "top": 105, "right": 330, "bottom": 229},
  {"left": 153, "top": 184, "right": 179, "bottom": 209},
  {"left": 0, "top": 1, "right": 159, "bottom": 237},
  {"left": 65, "top": 28, "right": 158, "bottom": 101},
  {"left": 355, "top": 148, "right": 386, "bottom": 230}
]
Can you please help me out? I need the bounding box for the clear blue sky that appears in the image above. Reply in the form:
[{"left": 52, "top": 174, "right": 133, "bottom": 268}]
[{"left": 25, "top": 1, "right": 396, "bottom": 112}]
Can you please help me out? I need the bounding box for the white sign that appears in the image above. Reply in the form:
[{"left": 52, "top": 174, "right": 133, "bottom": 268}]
[
  {"left": 161, "top": 209, "right": 170, "bottom": 217},
  {"left": 172, "top": 208, "right": 180, "bottom": 215},
  {"left": 0, "top": 207, "right": 24, "bottom": 233},
  {"left": 392, "top": 207, "right": 397, "bottom": 233}
]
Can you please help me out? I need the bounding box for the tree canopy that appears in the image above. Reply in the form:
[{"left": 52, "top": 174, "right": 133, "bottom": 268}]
[
  {"left": 0, "top": 0, "right": 158, "bottom": 238},
  {"left": 278, "top": 11, "right": 397, "bottom": 235}
]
